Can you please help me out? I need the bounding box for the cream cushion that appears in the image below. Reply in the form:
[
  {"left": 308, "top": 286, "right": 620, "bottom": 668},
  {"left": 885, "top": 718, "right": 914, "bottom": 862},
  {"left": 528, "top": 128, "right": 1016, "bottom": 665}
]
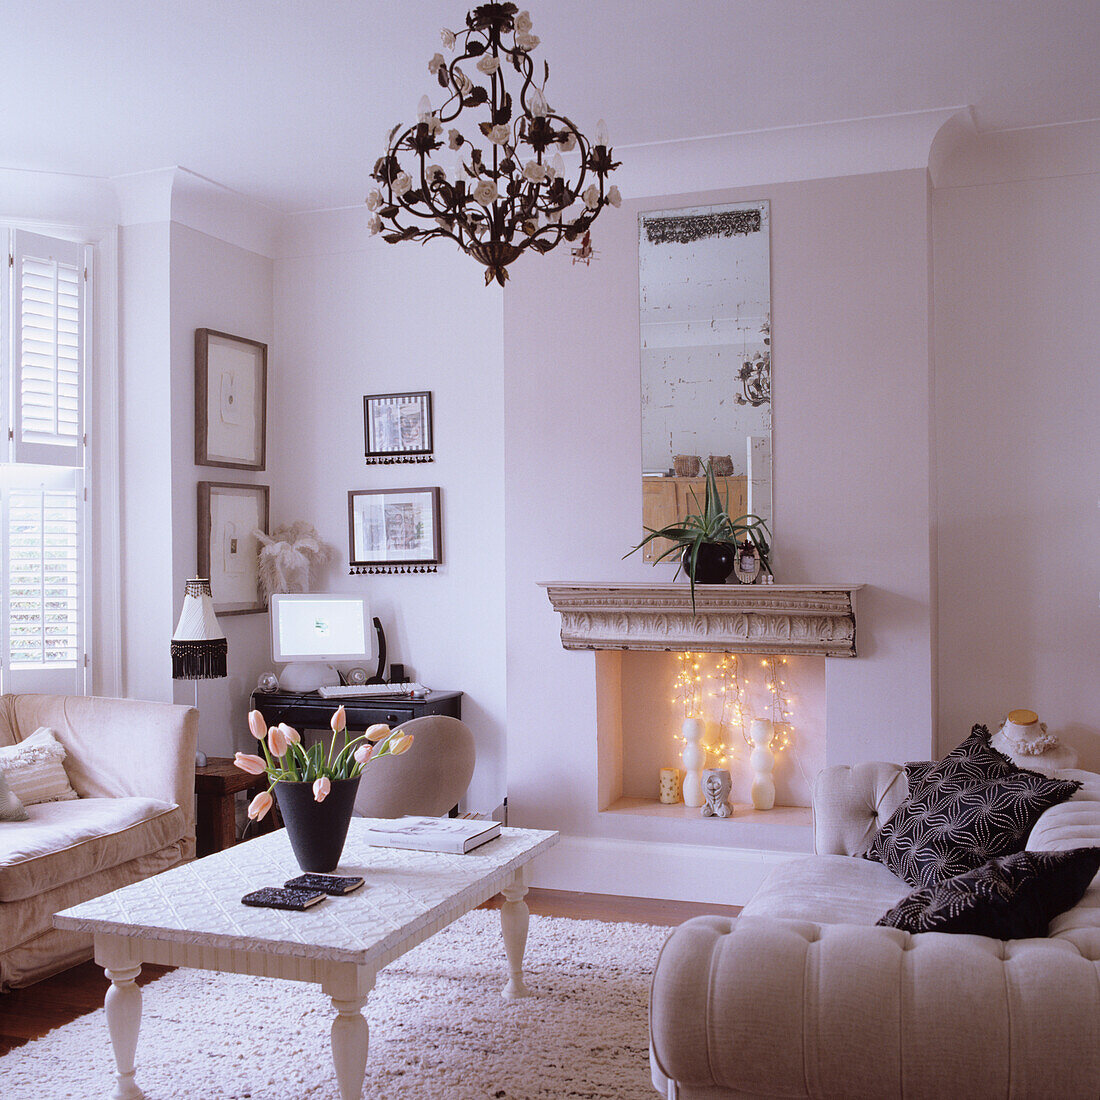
[
  {"left": 740, "top": 853, "right": 909, "bottom": 925},
  {"left": 0, "top": 796, "right": 185, "bottom": 903},
  {"left": 0, "top": 726, "right": 78, "bottom": 805}
]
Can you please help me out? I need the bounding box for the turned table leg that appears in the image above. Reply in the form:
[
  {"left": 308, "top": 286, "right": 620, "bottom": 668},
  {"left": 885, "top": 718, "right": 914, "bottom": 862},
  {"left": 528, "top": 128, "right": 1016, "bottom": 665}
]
[
  {"left": 101, "top": 955, "right": 144, "bottom": 1100},
  {"left": 323, "top": 966, "right": 375, "bottom": 1100},
  {"left": 500, "top": 866, "right": 531, "bottom": 999}
]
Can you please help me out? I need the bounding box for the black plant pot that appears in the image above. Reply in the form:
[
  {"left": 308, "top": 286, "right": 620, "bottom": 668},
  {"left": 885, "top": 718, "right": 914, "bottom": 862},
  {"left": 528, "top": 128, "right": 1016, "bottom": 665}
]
[
  {"left": 274, "top": 776, "right": 361, "bottom": 873},
  {"left": 682, "top": 542, "right": 736, "bottom": 585}
]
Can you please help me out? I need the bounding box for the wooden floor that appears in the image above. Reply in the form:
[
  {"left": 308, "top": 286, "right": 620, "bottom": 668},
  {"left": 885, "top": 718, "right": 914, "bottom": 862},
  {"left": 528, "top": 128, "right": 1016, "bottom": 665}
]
[{"left": 0, "top": 889, "right": 739, "bottom": 1056}]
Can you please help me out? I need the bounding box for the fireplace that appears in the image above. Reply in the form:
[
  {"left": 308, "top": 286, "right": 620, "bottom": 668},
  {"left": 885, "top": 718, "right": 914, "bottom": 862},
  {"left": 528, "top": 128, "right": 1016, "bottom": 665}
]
[{"left": 542, "top": 582, "right": 860, "bottom": 853}]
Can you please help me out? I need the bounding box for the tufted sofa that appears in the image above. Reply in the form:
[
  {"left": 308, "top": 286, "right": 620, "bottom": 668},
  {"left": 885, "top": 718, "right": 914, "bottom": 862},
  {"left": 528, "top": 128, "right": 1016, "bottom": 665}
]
[
  {"left": 1, "top": 694, "right": 196, "bottom": 989},
  {"left": 650, "top": 762, "right": 1100, "bottom": 1098}
]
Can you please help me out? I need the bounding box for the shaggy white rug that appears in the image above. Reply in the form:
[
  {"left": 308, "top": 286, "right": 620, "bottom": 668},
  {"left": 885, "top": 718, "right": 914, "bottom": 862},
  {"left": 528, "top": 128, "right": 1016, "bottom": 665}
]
[{"left": 3, "top": 909, "right": 670, "bottom": 1099}]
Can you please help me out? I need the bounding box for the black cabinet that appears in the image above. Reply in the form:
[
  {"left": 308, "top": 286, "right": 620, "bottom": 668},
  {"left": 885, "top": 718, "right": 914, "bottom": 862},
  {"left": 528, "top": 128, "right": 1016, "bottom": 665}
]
[{"left": 248, "top": 689, "right": 462, "bottom": 736}]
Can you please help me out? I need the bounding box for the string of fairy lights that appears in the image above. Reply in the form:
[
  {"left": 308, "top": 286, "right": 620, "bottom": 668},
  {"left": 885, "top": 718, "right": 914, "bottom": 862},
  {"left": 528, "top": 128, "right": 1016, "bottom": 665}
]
[{"left": 672, "top": 652, "right": 794, "bottom": 764}]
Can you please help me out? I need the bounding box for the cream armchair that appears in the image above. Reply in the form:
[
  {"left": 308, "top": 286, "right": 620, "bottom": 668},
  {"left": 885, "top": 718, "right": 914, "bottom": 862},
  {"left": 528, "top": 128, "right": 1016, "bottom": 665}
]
[
  {"left": 1, "top": 694, "right": 196, "bottom": 988},
  {"left": 650, "top": 762, "right": 1100, "bottom": 1098}
]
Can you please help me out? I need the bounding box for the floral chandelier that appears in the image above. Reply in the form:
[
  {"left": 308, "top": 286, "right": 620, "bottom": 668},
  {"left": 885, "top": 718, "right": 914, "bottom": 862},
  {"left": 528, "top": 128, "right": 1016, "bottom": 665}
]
[{"left": 367, "top": 3, "right": 621, "bottom": 287}]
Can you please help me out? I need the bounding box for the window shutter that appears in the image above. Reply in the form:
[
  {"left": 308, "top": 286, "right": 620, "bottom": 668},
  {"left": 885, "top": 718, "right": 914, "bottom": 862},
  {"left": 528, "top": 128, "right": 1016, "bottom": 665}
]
[
  {"left": 6, "top": 484, "right": 82, "bottom": 669},
  {"left": 11, "top": 231, "right": 86, "bottom": 467}
]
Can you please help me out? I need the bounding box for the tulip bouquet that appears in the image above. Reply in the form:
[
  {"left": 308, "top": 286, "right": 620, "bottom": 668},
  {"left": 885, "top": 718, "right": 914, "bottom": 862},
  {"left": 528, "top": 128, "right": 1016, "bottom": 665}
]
[{"left": 235, "top": 704, "right": 414, "bottom": 822}]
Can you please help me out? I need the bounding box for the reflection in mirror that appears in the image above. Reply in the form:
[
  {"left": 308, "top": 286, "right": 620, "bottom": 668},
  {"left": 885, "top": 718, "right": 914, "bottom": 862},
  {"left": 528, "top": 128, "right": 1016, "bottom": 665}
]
[{"left": 638, "top": 201, "right": 772, "bottom": 563}]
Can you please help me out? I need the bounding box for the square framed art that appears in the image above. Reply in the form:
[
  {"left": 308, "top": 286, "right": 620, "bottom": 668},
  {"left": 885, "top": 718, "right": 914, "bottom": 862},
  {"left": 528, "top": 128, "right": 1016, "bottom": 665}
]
[{"left": 363, "top": 391, "right": 433, "bottom": 463}]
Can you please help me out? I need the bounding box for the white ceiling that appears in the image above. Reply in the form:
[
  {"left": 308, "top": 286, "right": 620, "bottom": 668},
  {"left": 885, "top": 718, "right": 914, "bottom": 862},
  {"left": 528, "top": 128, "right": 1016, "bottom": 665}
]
[{"left": 1, "top": 0, "right": 1098, "bottom": 213}]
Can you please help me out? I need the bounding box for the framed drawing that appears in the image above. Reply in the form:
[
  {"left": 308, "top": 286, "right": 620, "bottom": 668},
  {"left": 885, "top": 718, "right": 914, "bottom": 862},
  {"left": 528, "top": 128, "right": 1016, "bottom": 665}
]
[
  {"left": 363, "top": 391, "right": 433, "bottom": 464},
  {"left": 348, "top": 487, "right": 442, "bottom": 574},
  {"left": 196, "top": 328, "right": 268, "bottom": 470},
  {"left": 198, "top": 482, "right": 270, "bottom": 614}
]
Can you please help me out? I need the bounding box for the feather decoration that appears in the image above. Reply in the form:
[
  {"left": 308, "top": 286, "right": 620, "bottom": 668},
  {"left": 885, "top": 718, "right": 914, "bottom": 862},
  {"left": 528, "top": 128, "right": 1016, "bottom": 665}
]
[{"left": 253, "top": 522, "right": 336, "bottom": 599}]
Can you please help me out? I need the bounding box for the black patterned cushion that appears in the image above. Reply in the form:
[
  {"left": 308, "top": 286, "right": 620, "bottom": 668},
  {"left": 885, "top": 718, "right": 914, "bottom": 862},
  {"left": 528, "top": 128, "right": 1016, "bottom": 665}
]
[
  {"left": 904, "top": 725, "right": 1019, "bottom": 796},
  {"left": 877, "top": 847, "right": 1100, "bottom": 938},
  {"left": 866, "top": 765, "right": 1080, "bottom": 888}
]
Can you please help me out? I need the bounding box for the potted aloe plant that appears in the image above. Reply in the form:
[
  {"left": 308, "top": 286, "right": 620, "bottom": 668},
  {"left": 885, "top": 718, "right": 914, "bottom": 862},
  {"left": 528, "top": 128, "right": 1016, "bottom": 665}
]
[
  {"left": 625, "top": 461, "right": 771, "bottom": 607},
  {"left": 235, "top": 705, "right": 414, "bottom": 872}
]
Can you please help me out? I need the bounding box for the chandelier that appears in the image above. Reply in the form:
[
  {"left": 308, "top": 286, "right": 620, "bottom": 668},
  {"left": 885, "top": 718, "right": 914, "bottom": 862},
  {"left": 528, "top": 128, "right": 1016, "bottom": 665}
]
[{"left": 367, "top": 3, "right": 621, "bottom": 286}]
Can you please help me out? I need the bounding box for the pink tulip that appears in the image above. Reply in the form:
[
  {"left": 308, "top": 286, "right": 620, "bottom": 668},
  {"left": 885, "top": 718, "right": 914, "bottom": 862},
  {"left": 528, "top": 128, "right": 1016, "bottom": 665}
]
[
  {"left": 248, "top": 710, "right": 267, "bottom": 740},
  {"left": 233, "top": 752, "right": 266, "bottom": 776},
  {"left": 390, "top": 733, "right": 414, "bottom": 756},
  {"left": 353, "top": 743, "right": 373, "bottom": 765},
  {"left": 268, "top": 725, "right": 288, "bottom": 757},
  {"left": 247, "top": 790, "right": 273, "bottom": 821},
  {"left": 313, "top": 777, "right": 331, "bottom": 803},
  {"left": 278, "top": 722, "right": 301, "bottom": 745},
  {"left": 365, "top": 723, "right": 391, "bottom": 741},
  {"left": 330, "top": 705, "right": 347, "bottom": 733}
]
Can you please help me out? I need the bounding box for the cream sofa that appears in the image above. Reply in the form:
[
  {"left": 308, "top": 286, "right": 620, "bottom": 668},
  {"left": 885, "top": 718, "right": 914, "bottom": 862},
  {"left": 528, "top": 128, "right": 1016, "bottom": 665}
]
[
  {"left": 0, "top": 694, "right": 196, "bottom": 989},
  {"left": 650, "top": 762, "right": 1100, "bottom": 1099}
]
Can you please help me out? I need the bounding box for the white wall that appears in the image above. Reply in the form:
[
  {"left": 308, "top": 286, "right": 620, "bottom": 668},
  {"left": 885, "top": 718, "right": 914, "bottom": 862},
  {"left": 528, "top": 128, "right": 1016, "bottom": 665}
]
[
  {"left": 933, "top": 142, "right": 1100, "bottom": 765},
  {"left": 503, "top": 170, "right": 935, "bottom": 868},
  {"left": 169, "top": 223, "right": 274, "bottom": 757},
  {"left": 118, "top": 221, "right": 175, "bottom": 704},
  {"left": 272, "top": 216, "right": 506, "bottom": 812}
]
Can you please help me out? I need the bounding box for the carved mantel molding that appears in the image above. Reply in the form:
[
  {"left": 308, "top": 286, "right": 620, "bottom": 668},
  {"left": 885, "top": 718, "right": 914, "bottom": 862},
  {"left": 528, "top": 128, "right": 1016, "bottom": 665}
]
[{"left": 540, "top": 582, "right": 863, "bottom": 658}]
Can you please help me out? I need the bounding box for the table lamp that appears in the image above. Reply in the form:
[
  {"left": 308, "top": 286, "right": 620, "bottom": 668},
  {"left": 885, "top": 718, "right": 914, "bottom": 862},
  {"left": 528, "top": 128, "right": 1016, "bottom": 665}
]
[{"left": 171, "top": 578, "right": 227, "bottom": 766}]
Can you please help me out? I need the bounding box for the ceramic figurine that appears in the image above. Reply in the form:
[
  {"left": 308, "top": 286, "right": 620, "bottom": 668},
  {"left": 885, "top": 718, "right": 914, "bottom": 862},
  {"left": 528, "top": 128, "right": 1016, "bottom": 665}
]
[
  {"left": 701, "top": 768, "right": 733, "bottom": 818},
  {"left": 748, "top": 718, "right": 776, "bottom": 810},
  {"left": 659, "top": 767, "right": 683, "bottom": 804}
]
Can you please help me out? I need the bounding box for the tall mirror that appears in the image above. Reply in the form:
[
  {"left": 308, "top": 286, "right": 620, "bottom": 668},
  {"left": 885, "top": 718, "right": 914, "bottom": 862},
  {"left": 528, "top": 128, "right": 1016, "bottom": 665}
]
[{"left": 638, "top": 200, "right": 772, "bottom": 562}]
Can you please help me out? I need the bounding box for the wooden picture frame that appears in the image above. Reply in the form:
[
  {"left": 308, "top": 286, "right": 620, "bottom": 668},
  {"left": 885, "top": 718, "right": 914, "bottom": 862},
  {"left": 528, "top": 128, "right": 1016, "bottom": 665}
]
[
  {"left": 195, "top": 328, "right": 268, "bottom": 470},
  {"left": 198, "top": 481, "right": 270, "bottom": 614},
  {"left": 348, "top": 486, "right": 442, "bottom": 568},
  {"left": 363, "top": 391, "right": 433, "bottom": 464}
]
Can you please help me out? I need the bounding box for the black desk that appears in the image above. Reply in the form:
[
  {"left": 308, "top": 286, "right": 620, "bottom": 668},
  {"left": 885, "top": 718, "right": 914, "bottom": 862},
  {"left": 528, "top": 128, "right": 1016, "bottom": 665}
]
[{"left": 249, "top": 688, "right": 462, "bottom": 734}]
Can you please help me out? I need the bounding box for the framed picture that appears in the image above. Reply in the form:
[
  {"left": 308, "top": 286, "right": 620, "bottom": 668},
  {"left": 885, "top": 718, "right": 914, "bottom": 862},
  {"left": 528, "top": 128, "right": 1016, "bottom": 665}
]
[
  {"left": 195, "top": 328, "right": 268, "bottom": 470},
  {"left": 348, "top": 487, "right": 442, "bottom": 568},
  {"left": 363, "top": 391, "right": 433, "bottom": 463},
  {"left": 198, "top": 481, "right": 270, "bottom": 614}
]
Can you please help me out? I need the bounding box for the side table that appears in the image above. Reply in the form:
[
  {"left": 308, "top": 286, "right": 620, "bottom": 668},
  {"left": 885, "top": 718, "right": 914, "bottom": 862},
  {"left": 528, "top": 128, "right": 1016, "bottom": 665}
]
[{"left": 194, "top": 757, "right": 279, "bottom": 857}]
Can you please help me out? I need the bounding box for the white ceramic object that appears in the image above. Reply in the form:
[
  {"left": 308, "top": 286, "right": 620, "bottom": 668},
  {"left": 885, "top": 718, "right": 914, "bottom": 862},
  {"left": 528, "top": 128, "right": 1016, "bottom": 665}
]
[
  {"left": 681, "top": 718, "right": 707, "bottom": 807},
  {"left": 749, "top": 718, "right": 776, "bottom": 810}
]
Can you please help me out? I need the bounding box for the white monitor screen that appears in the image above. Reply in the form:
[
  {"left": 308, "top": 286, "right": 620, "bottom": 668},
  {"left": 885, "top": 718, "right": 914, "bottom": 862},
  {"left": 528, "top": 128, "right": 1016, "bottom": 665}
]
[{"left": 270, "top": 594, "right": 374, "bottom": 663}]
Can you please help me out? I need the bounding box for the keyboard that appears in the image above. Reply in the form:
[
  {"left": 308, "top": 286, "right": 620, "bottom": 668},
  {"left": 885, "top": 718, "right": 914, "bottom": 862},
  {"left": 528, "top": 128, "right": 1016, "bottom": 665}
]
[{"left": 316, "top": 683, "right": 429, "bottom": 699}]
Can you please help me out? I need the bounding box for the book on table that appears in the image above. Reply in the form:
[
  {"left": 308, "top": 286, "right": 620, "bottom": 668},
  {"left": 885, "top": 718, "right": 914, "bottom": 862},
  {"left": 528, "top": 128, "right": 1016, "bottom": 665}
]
[{"left": 362, "top": 815, "right": 501, "bottom": 854}]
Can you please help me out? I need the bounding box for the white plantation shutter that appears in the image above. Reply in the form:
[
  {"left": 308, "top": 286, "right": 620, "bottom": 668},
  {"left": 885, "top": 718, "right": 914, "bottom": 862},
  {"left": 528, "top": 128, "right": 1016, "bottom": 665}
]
[
  {"left": 11, "top": 231, "right": 86, "bottom": 467},
  {"left": 0, "top": 466, "right": 86, "bottom": 694},
  {"left": 7, "top": 486, "right": 81, "bottom": 667},
  {"left": 0, "top": 226, "right": 91, "bottom": 696}
]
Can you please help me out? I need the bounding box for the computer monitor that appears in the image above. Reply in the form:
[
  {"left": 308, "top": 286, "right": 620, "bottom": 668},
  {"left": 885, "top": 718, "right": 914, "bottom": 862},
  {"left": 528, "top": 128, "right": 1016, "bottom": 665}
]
[{"left": 270, "top": 593, "right": 374, "bottom": 692}]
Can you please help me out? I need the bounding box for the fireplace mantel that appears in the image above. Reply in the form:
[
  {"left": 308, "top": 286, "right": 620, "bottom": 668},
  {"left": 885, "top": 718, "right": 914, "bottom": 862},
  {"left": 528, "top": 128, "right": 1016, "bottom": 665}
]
[{"left": 540, "top": 582, "right": 863, "bottom": 658}]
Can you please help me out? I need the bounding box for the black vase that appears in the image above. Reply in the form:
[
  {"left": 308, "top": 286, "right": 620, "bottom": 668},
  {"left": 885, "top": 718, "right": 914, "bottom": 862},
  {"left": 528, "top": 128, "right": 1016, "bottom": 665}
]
[
  {"left": 683, "top": 542, "right": 736, "bottom": 584},
  {"left": 274, "top": 776, "right": 361, "bottom": 873}
]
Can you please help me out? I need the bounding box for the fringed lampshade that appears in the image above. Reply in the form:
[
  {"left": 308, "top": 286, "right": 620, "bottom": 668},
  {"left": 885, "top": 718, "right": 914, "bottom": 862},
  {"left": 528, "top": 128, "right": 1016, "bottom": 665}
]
[{"left": 171, "top": 578, "right": 227, "bottom": 680}]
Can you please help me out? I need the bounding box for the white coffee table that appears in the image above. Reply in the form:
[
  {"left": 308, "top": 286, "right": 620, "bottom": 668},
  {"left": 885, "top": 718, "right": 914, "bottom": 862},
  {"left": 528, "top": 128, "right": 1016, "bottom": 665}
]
[{"left": 54, "top": 820, "right": 558, "bottom": 1100}]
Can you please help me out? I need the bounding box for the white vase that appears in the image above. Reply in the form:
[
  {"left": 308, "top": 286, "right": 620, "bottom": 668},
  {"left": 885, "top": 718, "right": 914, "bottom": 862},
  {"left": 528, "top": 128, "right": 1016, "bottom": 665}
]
[
  {"left": 681, "top": 718, "right": 707, "bottom": 807},
  {"left": 748, "top": 718, "right": 776, "bottom": 811}
]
